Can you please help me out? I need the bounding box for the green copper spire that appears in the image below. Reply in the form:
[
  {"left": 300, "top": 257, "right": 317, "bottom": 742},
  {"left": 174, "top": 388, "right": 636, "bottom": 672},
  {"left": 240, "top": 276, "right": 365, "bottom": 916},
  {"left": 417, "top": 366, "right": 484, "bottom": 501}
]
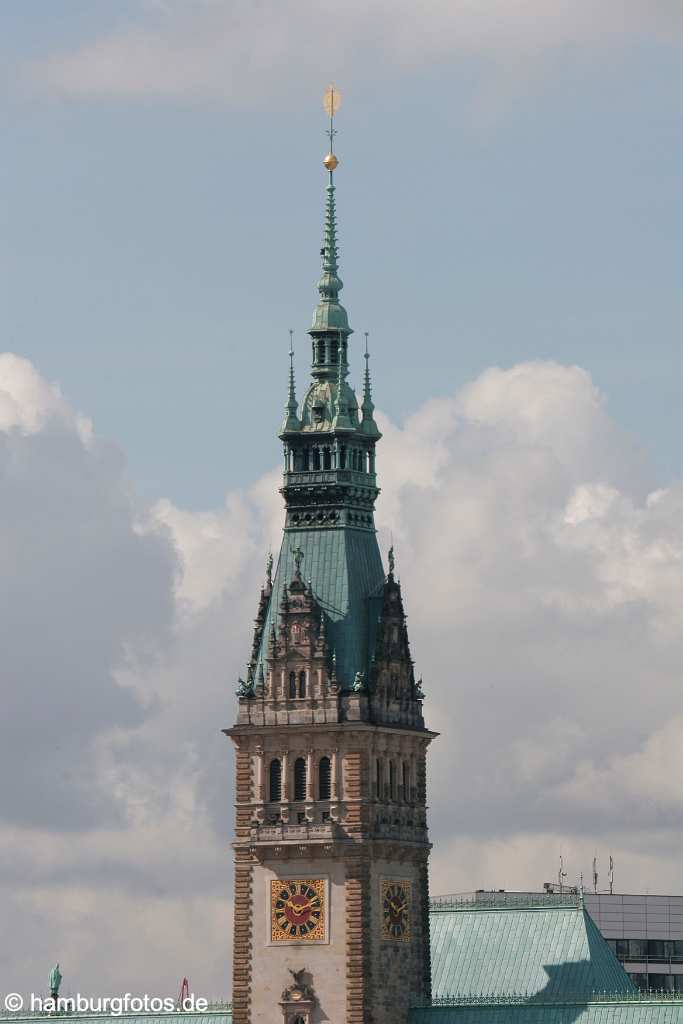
[
  {"left": 264, "top": 89, "right": 385, "bottom": 688},
  {"left": 360, "top": 332, "right": 380, "bottom": 438},
  {"left": 281, "top": 330, "right": 301, "bottom": 433}
]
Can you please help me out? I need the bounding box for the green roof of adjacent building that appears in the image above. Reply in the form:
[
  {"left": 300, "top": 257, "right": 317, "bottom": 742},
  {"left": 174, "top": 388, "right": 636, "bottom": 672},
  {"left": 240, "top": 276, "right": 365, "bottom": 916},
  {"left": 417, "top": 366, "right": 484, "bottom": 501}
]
[
  {"left": 409, "top": 995, "right": 683, "bottom": 1024},
  {"left": 428, "top": 894, "right": 635, "bottom": 1001},
  {"left": 1, "top": 1011, "right": 232, "bottom": 1024}
]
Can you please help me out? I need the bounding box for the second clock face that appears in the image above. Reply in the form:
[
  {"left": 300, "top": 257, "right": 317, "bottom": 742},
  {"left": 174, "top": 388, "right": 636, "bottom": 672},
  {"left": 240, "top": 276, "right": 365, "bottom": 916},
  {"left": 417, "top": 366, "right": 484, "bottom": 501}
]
[
  {"left": 270, "top": 878, "right": 326, "bottom": 942},
  {"left": 381, "top": 879, "right": 412, "bottom": 941}
]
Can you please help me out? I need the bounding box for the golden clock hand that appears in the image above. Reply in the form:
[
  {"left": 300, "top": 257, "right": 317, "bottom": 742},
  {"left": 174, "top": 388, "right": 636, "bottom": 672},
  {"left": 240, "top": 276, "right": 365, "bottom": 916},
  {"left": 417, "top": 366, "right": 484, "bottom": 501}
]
[{"left": 285, "top": 898, "right": 316, "bottom": 914}]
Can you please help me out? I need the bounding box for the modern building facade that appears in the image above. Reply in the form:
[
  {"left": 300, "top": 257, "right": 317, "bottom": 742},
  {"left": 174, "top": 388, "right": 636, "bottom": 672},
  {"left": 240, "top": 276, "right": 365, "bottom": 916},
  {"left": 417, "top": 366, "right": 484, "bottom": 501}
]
[
  {"left": 584, "top": 893, "right": 683, "bottom": 992},
  {"left": 225, "top": 106, "right": 434, "bottom": 1024}
]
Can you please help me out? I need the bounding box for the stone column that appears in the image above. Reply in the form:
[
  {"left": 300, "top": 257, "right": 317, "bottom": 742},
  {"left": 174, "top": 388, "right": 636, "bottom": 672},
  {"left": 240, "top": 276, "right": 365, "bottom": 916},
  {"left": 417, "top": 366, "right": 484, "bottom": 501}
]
[
  {"left": 255, "top": 746, "right": 265, "bottom": 804},
  {"left": 306, "top": 749, "right": 315, "bottom": 801},
  {"left": 331, "top": 748, "right": 339, "bottom": 801},
  {"left": 281, "top": 751, "right": 289, "bottom": 802}
]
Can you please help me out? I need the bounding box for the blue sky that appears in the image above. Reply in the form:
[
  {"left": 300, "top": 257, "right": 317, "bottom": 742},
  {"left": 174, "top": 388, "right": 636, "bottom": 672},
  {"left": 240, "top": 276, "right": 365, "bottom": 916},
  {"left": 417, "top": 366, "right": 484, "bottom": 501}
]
[{"left": 1, "top": 2, "right": 682, "bottom": 507}]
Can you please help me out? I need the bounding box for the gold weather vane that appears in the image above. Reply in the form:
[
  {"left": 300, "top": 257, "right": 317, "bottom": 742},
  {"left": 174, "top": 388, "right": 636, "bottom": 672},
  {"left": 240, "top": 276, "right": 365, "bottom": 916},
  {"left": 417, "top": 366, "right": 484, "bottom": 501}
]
[{"left": 323, "top": 84, "right": 341, "bottom": 172}]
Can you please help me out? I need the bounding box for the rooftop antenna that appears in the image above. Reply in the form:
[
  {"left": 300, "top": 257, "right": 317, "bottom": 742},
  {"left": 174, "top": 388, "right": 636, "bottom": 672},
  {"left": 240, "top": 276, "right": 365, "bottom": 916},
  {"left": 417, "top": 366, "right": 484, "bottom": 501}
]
[
  {"left": 558, "top": 855, "right": 567, "bottom": 893},
  {"left": 177, "top": 978, "right": 189, "bottom": 1011},
  {"left": 608, "top": 855, "right": 614, "bottom": 895},
  {"left": 592, "top": 856, "right": 599, "bottom": 894}
]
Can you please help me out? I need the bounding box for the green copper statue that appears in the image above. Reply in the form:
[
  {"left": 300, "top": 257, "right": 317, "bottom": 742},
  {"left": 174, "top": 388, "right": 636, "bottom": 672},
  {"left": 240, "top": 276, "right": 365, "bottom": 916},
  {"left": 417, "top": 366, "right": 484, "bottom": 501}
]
[
  {"left": 352, "top": 670, "right": 367, "bottom": 693},
  {"left": 291, "top": 545, "right": 305, "bottom": 576},
  {"left": 49, "top": 963, "right": 62, "bottom": 999}
]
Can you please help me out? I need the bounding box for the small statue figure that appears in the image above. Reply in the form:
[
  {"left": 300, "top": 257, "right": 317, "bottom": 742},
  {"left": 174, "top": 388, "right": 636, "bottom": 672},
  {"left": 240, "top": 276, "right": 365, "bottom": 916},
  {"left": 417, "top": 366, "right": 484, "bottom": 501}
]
[
  {"left": 266, "top": 551, "right": 273, "bottom": 588},
  {"left": 388, "top": 545, "right": 395, "bottom": 578},
  {"left": 49, "top": 963, "right": 62, "bottom": 1000},
  {"left": 352, "top": 670, "right": 367, "bottom": 693},
  {"left": 235, "top": 665, "right": 255, "bottom": 698},
  {"left": 415, "top": 677, "right": 425, "bottom": 700},
  {"left": 291, "top": 545, "right": 305, "bottom": 576}
]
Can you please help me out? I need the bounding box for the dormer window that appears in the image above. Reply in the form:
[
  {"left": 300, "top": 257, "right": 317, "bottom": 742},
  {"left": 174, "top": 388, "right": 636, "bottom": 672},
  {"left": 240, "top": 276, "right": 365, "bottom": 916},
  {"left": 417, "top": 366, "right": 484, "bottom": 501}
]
[{"left": 313, "top": 400, "right": 325, "bottom": 423}]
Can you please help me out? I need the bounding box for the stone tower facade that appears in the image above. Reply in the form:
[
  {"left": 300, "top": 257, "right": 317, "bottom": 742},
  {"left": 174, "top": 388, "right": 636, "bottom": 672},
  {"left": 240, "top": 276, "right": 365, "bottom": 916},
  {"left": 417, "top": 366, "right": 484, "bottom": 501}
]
[{"left": 226, "top": 122, "right": 435, "bottom": 1024}]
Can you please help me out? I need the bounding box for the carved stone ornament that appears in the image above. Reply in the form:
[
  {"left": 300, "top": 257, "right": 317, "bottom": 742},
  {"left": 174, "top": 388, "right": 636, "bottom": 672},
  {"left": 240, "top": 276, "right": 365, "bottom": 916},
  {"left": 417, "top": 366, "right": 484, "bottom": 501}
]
[{"left": 280, "top": 968, "right": 316, "bottom": 1023}]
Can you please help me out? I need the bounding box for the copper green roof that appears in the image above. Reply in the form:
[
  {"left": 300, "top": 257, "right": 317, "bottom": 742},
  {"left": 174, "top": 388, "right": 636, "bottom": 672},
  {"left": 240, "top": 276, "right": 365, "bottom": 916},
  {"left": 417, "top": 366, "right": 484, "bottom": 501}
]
[
  {"left": 2, "top": 1009, "right": 232, "bottom": 1024},
  {"left": 409, "top": 995, "right": 683, "bottom": 1024},
  {"left": 429, "top": 895, "right": 635, "bottom": 1001},
  {"left": 254, "top": 525, "right": 385, "bottom": 688}
]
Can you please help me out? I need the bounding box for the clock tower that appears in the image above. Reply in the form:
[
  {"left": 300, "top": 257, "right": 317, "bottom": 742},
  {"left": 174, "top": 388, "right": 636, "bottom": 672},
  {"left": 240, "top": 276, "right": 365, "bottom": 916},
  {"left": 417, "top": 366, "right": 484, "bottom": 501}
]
[{"left": 226, "top": 90, "right": 435, "bottom": 1024}]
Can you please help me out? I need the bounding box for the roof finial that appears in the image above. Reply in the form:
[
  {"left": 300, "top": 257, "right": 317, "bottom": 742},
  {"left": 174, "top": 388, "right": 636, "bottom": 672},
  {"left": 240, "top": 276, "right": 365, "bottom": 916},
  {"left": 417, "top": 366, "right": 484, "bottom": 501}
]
[
  {"left": 323, "top": 85, "right": 341, "bottom": 178},
  {"left": 281, "top": 329, "right": 301, "bottom": 433},
  {"left": 362, "top": 331, "right": 374, "bottom": 413}
]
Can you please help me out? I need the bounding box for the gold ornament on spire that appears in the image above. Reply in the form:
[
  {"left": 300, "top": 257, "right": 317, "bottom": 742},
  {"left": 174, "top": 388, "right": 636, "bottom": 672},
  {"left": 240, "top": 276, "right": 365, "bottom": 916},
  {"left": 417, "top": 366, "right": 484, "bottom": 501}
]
[
  {"left": 323, "top": 85, "right": 341, "bottom": 118},
  {"left": 323, "top": 84, "right": 341, "bottom": 172}
]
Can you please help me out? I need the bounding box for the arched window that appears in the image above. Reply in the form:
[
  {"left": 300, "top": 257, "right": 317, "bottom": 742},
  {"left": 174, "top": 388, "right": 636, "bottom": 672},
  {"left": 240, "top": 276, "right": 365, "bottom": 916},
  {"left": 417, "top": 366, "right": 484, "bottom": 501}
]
[
  {"left": 339, "top": 446, "right": 346, "bottom": 469},
  {"left": 288, "top": 672, "right": 297, "bottom": 699},
  {"left": 389, "top": 761, "right": 396, "bottom": 800},
  {"left": 402, "top": 761, "right": 410, "bottom": 802},
  {"left": 294, "top": 757, "right": 307, "bottom": 802},
  {"left": 319, "top": 756, "right": 331, "bottom": 801},
  {"left": 269, "top": 759, "right": 282, "bottom": 803},
  {"left": 375, "top": 758, "right": 382, "bottom": 800},
  {"left": 298, "top": 670, "right": 307, "bottom": 699},
  {"left": 323, "top": 447, "right": 331, "bottom": 470}
]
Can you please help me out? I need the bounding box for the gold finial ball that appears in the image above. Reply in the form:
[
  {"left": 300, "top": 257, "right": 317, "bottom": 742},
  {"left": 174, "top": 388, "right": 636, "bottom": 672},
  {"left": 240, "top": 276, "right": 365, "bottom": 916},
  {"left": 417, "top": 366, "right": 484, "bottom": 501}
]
[{"left": 323, "top": 152, "right": 339, "bottom": 171}]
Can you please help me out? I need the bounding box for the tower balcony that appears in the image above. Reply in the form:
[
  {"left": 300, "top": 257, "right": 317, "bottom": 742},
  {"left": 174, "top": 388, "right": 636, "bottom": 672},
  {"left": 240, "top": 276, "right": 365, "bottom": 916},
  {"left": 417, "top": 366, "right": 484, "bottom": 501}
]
[
  {"left": 282, "top": 468, "right": 377, "bottom": 489},
  {"left": 250, "top": 820, "right": 339, "bottom": 844}
]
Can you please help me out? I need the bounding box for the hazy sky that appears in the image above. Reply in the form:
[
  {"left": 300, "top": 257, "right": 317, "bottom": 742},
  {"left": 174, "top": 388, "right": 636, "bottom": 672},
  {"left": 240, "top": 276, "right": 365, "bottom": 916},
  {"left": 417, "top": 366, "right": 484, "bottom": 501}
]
[{"left": 1, "top": 0, "right": 683, "bottom": 1004}]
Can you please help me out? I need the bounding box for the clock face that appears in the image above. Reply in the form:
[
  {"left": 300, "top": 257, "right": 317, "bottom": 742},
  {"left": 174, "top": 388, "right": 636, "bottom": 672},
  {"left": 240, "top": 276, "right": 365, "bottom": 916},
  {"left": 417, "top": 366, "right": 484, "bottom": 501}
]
[
  {"left": 381, "top": 879, "right": 412, "bottom": 941},
  {"left": 270, "top": 878, "right": 326, "bottom": 942}
]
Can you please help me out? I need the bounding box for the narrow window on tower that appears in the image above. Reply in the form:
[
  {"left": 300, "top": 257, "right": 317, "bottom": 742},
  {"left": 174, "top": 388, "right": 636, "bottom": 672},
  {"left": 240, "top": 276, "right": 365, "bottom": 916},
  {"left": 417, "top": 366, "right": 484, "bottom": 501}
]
[
  {"left": 294, "top": 757, "right": 307, "bottom": 802},
  {"left": 402, "top": 761, "right": 410, "bottom": 802},
  {"left": 389, "top": 760, "right": 396, "bottom": 801},
  {"left": 319, "top": 756, "right": 331, "bottom": 800},
  {"left": 299, "top": 670, "right": 307, "bottom": 698},
  {"left": 376, "top": 758, "right": 383, "bottom": 800},
  {"left": 289, "top": 672, "right": 297, "bottom": 699},
  {"left": 269, "top": 759, "right": 282, "bottom": 803}
]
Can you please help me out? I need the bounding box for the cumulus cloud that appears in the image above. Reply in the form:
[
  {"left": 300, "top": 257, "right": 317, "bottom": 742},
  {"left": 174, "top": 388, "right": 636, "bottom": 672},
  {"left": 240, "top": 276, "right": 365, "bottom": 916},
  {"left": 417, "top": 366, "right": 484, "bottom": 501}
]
[
  {"left": 3, "top": 352, "right": 683, "bottom": 1000},
  {"left": 375, "top": 359, "right": 683, "bottom": 889},
  {"left": 24, "top": 0, "right": 683, "bottom": 104}
]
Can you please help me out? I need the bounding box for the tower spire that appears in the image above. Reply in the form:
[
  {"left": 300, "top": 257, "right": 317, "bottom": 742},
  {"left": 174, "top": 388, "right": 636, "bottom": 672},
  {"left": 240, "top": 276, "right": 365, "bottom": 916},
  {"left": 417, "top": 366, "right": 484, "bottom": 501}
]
[
  {"left": 360, "top": 331, "right": 381, "bottom": 438},
  {"left": 281, "top": 330, "right": 301, "bottom": 433}
]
